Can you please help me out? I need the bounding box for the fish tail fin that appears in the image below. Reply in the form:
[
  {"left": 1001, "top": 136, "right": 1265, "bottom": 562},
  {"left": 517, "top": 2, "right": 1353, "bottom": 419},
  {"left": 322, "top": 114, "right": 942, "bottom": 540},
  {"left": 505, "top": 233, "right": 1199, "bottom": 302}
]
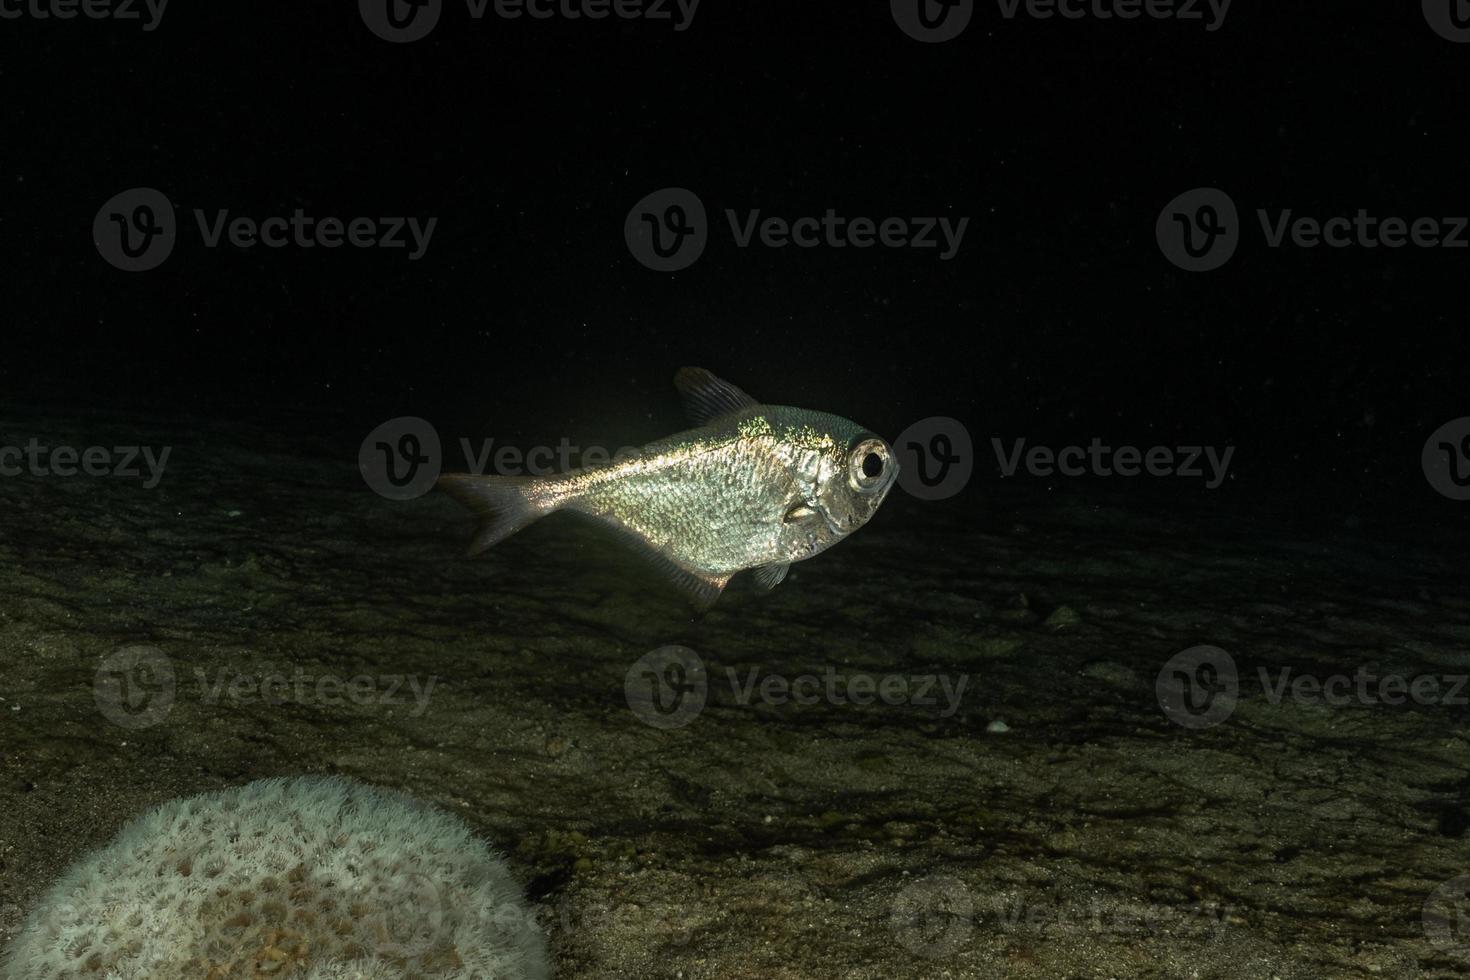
[{"left": 437, "top": 473, "right": 560, "bottom": 556}]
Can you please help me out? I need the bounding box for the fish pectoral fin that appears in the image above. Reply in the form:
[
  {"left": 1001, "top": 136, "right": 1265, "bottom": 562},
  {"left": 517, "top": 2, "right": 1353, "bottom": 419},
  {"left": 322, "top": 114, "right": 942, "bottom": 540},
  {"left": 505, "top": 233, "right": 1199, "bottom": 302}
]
[
  {"left": 783, "top": 502, "right": 819, "bottom": 524},
  {"left": 674, "top": 367, "right": 760, "bottom": 426},
  {"left": 751, "top": 562, "right": 790, "bottom": 591}
]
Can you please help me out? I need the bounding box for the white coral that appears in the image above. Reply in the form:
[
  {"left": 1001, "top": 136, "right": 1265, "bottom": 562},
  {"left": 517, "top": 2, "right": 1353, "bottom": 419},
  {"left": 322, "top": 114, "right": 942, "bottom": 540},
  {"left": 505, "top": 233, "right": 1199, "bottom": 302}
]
[{"left": 2, "top": 776, "right": 549, "bottom": 979}]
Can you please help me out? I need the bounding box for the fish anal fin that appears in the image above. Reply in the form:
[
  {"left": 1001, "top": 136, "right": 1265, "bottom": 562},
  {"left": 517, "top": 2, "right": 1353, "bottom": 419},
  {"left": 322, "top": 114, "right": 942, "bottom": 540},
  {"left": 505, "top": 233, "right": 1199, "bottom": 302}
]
[
  {"left": 583, "top": 515, "right": 731, "bottom": 609},
  {"left": 659, "top": 560, "right": 731, "bottom": 611}
]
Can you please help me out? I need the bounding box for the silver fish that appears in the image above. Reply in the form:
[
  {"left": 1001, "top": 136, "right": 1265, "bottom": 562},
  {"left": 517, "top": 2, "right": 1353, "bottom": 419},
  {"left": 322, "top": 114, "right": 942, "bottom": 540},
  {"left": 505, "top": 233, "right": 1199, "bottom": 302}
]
[{"left": 437, "top": 367, "right": 898, "bottom": 607}]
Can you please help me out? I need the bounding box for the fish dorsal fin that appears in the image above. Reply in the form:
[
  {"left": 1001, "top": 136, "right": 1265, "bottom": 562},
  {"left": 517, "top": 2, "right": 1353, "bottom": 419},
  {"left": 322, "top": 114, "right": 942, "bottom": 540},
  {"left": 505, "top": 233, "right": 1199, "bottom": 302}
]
[
  {"left": 751, "top": 562, "right": 790, "bottom": 591},
  {"left": 674, "top": 367, "right": 760, "bottom": 426}
]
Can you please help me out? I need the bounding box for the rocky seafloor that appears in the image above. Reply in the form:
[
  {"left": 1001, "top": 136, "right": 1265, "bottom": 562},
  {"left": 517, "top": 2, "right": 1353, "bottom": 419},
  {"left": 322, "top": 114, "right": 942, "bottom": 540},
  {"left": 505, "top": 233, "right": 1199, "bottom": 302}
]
[{"left": 1, "top": 411, "right": 1468, "bottom": 979}]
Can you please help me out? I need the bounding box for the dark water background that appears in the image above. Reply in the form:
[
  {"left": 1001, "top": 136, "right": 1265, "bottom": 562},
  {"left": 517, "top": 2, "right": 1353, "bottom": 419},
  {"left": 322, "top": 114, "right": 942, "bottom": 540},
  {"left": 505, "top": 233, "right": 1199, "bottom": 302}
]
[{"left": 4, "top": 3, "right": 1467, "bottom": 532}]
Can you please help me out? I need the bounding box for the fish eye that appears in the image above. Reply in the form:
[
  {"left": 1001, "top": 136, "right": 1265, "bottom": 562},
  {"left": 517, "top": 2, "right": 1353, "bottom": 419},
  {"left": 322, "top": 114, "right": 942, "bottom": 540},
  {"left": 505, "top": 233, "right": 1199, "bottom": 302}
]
[{"left": 848, "top": 439, "right": 891, "bottom": 493}]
